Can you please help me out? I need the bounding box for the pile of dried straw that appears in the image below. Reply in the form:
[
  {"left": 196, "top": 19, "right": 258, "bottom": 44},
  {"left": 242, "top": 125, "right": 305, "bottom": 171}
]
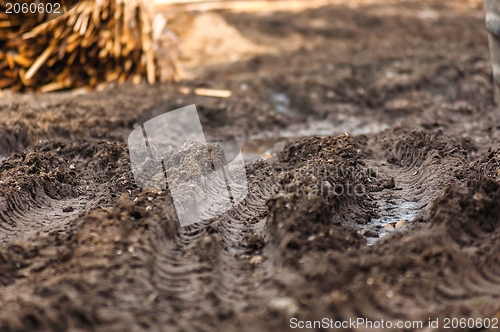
[{"left": 0, "top": 0, "right": 180, "bottom": 92}]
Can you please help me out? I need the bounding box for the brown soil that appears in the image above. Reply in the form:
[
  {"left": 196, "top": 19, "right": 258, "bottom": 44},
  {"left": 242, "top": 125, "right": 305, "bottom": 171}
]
[{"left": 0, "top": 0, "right": 500, "bottom": 331}]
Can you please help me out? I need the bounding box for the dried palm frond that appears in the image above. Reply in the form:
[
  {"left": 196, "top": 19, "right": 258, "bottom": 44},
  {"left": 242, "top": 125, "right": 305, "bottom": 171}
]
[{"left": 0, "top": 0, "right": 180, "bottom": 92}]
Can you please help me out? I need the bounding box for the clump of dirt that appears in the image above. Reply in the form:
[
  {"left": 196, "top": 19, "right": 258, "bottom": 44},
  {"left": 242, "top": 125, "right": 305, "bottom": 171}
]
[
  {"left": 274, "top": 134, "right": 376, "bottom": 226},
  {"left": 430, "top": 179, "right": 500, "bottom": 244},
  {"left": 466, "top": 147, "right": 500, "bottom": 181},
  {"left": 267, "top": 192, "right": 365, "bottom": 268}
]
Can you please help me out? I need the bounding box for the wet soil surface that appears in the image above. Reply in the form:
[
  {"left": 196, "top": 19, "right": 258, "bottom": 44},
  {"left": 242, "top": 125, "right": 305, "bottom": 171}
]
[{"left": 0, "top": 0, "right": 500, "bottom": 331}]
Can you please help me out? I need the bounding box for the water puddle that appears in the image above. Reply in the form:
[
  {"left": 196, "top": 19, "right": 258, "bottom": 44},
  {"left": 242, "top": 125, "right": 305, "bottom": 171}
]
[
  {"left": 242, "top": 117, "right": 389, "bottom": 161},
  {"left": 243, "top": 92, "right": 391, "bottom": 161},
  {"left": 366, "top": 200, "right": 420, "bottom": 245}
]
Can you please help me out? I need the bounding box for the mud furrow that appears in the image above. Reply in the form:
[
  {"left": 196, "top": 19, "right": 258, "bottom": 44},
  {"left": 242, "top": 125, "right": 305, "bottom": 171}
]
[
  {"left": 361, "top": 129, "right": 467, "bottom": 241},
  {"left": 149, "top": 161, "right": 277, "bottom": 323}
]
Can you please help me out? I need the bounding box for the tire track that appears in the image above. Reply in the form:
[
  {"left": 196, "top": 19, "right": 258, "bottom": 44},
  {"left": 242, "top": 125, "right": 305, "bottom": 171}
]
[
  {"left": 148, "top": 160, "right": 278, "bottom": 327},
  {"left": 362, "top": 129, "right": 468, "bottom": 241}
]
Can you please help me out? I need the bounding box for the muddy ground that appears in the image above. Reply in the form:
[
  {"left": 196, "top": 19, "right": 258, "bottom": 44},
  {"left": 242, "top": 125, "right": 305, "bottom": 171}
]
[{"left": 0, "top": 0, "right": 500, "bottom": 331}]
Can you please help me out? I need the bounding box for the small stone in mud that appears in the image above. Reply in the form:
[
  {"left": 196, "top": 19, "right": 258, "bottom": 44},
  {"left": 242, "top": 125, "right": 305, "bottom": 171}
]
[
  {"left": 268, "top": 297, "right": 298, "bottom": 317},
  {"left": 395, "top": 219, "right": 408, "bottom": 228},
  {"left": 62, "top": 206, "right": 74, "bottom": 212},
  {"left": 473, "top": 192, "right": 484, "bottom": 201},
  {"left": 250, "top": 255, "right": 265, "bottom": 265},
  {"left": 384, "top": 223, "right": 395, "bottom": 230}
]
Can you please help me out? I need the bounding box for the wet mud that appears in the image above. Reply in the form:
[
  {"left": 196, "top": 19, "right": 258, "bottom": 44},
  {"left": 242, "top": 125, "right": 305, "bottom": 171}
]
[{"left": 0, "top": 0, "right": 499, "bottom": 331}]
